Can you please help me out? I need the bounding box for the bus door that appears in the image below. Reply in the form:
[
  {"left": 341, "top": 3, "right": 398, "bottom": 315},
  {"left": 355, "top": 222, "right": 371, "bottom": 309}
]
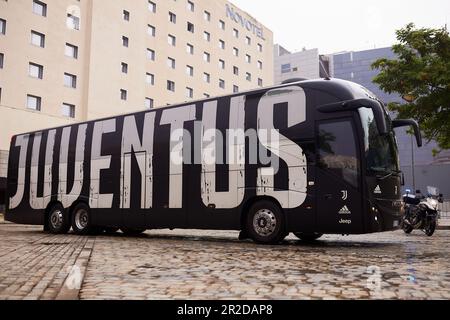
[
  {"left": 315, "top": 118, "right": 363, "bottom": 233},
  {"left": 121, "top": 151, "right": 148, "bottom": 228}
]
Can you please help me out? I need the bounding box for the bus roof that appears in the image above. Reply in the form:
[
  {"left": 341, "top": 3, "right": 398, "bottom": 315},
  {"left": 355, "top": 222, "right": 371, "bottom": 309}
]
[{"left": 11, "top": 78, "right": 376, "bottom": 138}]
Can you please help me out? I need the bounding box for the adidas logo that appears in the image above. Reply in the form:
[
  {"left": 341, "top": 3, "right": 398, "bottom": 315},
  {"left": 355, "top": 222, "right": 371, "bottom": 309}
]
[
  {"left": 339, "top": 205, "right": 351, "bottom": 215},
  {"left": 374, "top": 185, "right": 382, "bottom": 194}
]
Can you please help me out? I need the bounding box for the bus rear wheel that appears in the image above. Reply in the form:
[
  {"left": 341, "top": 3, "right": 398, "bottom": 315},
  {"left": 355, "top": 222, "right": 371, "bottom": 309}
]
[
  {"left": 47, "top": 204, "right": 71, "bottom": 234},
  {"left": 71, "top": 203, "right": 92, "bottom": 235},
  {"left": 294, "top": 232, "right": 323, "bottom": 242},
  {"left": 246, "top": 200, "right": 286, "bottom": 245}
]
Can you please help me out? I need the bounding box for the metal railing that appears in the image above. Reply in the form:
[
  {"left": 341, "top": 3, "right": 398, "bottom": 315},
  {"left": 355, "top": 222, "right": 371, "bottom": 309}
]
[{"left": 438, "top": 201, "right": 450, "bottom": 219}]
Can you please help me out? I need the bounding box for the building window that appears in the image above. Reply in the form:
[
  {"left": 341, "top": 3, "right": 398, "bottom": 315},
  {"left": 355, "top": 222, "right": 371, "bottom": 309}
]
[
  {"left": 0, "top": 53, "right": 3, "bottom": 69},
  {"left": 187, "top": 1, "right": 194, "bottom": 12},
  {"left": 62, "top": 103, "right": 75, "bottom": 118},
  {"left": 219, "top": 39, "right": 225, "bottom": 50},
  {"left": 120, "top": 89, "right": 127, "bottom": 100},
  {"left": 258, "top": 61, "right": 263, "bottom": 69},
  {"left": 65, "top": 43, "right": 78, "bottom": 59},
  {"left": 146, "top": 73, "right": 155, "bottom": 85},
  {"left": 145, "top": 98, "right": 154, "bottom": 109},
  {"left": 67, "top": 14, "right": 80, "bottom": 30},
  {"left": 258, "top": 43, "right": 263, "bottom": 52},
  {"left": 186, "top": 87, "right": 193, "bottom": 99},
  {"left": 186, "top": 65, "right": 194, "bottom": 77},
  {"left": 167, "top": 57, "right": 176, "bottom": 69},
  {"left": 233, "top": 66, "right": 239, "bottom": 76},
  {"left": 219, "top": 59, "right": 225, "bottom": 69},
  {"left": 122, "top": 36, "right": 129, "bottom": 47},
  {"left": 27, "top": 95, "right": 41, "bottom": 111},
  {"left": 121, "top": 62, "right": 128, "bottom": 74},
  {"left": 233, "top": 85, "right": 239, "bottom": 93},
  {"left": 281, "top": 63, "right": 292, "bottom": 74},
  {"left": 203, "top": 72, "right": 210, "bottom": 83},
  {"left": 258, "top": 78, "right": 263, "bottom": 87},
  {"left": 169, "top": 12, "right": 176, "bottom": 24},
  {"left": 219, "top": 20, "right": 225, "bottom": 30},
  {"left": 29, "top": 62, "right": 43, "bottom": 79},
  {"left": 64, "top": 73, "right": 77, "bottom": 88},
  {"left": 123, "top": 10, "right": 130, "bottom": 21},
  {"left": 233, "top": 47, "right": 239, "bottom": 57},
  {"left": 246, "top": 72, "right": 252, "bottom": 81},
  {"left": 245, "top": 54, "right": 251, "bottom": 63},
  {"left": 204, "top": 11, "right": 211, "bottom": 21},
  {"left": 148, "top": 25, "right": 155, "bottom": 37},
  {"left": 0, "top": 19, "right": 6, "bottom": 35},
  {"left": 167, "top": 80, "right": 175, "bottom": 92},
  {"left": 203, "top": 52, "right": 210, "bottom": 63},
  {"left": 32, "top": 0, "right": 47, "bottom": 17},
  {"left": 168, "top": 34, "right": 176, "bottom": 46},
  {"left": 148, "top": 1, "right": 156, "bottom": 13},
  {"left": 187, "top": 22, "right": 195, "bottom": 33},
  {"left": 0, "top": 19, "right": 5, "bottom": 35},
  {"left": 187, "top": 43, "right": 194, "bottom": 55},
  {"left": 203, "top": 31, "right": 210, "bottom": 42},
  {"left": 233, "top": 28, "right": 239, "bottom": 38},
  {"left": 147, "top": 49, "right": 155, "bottom": 61},
  {"left": 246, "top": 36, "right": 251, "bottom": 45},
  {"left": 219, "top": 79, "right": 225, "bottom": 89},
  {"left": 31, "top": 30, "right": 45, "bottom": 48}
]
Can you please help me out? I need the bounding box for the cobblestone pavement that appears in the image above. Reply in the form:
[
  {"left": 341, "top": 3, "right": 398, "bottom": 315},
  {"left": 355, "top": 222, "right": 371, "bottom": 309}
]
[{"left": 0, "top": 222, "right": 449, "bottom": 300}]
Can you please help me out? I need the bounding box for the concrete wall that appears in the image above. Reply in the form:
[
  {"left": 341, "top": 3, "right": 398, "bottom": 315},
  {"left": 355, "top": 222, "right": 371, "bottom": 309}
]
[
  {"left": 274, "top": 47, "right": 320, "bottom": 83},
  {"left": 401, "top": 164, "right": 450, "bottom": 197}
]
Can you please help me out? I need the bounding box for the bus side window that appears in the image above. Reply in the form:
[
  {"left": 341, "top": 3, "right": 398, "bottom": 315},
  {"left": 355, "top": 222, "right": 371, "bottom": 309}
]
[{"left": 317, "top": 120, "right": 360, "bottom": 188}]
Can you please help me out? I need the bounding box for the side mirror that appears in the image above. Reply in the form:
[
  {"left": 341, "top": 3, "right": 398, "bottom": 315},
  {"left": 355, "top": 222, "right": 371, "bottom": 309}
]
[
  {"left": 416, "top": 190, "right": 421, "bottom": 194},
  {"left": 392, "top": 119, "right": 422, "bottom": 148}
]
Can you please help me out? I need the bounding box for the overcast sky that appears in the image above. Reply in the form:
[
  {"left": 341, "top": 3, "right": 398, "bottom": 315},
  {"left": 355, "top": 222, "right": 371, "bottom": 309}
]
[{"left": 230, "top": 0, "right": 450, "bottom": 54}]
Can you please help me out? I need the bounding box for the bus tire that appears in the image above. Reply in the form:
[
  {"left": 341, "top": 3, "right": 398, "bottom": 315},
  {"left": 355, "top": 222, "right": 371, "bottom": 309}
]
[
  {"left": 294, "top": 232, "right": 323, "bottom": 242},
  {"left": 120, "top": 228, "right": 146, "bottom": 236},
  {"left": 47, "top": 203, "right": 71, "bottom": 234},
  {"left": 71, "top": 203, "right": 92, "bottom": 235},
  {"left": 246, "top": 200, "right": 286, "bottom": 244}
]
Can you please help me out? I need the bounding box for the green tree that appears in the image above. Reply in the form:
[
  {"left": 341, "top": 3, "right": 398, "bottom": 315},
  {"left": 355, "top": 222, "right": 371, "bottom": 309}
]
[{"left": 372, "top": 23, "right": 450, "bottom": 153}]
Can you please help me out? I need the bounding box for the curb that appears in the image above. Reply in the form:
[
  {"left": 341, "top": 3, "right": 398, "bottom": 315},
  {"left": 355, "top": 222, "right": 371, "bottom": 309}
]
[{"left": 55, "top": 238, "right": 95, "bottom": 300}]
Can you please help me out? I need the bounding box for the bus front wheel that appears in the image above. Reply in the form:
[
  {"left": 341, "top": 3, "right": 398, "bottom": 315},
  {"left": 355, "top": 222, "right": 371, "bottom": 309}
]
[
  {"left": 294, "top": 232, "right": 323, "bottom": 242},
  {"left": 47, "top": 203, "right": 71, "bottom": 234},
  {"left": 246, "top": 200, "right": 286, "bottom": 245},
  {"left": 71, "top": 203, "right": 93, "bottom": 235}
]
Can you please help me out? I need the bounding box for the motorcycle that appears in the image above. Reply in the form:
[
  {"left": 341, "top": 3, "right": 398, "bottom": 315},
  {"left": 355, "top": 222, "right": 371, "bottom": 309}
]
[{"left": 401, "top": 186, "right": 443, "bottom": 237}]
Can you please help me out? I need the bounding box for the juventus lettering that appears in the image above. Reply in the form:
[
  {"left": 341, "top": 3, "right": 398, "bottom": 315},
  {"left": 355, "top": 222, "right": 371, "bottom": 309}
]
[{"left": 8, "top": 87, "right": 308, "bottom": 212}]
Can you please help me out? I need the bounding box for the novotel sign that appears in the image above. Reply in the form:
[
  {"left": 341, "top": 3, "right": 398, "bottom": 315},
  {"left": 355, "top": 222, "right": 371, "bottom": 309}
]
[{"left": 226, "top": 4, "right": 265, "bottom": 40}]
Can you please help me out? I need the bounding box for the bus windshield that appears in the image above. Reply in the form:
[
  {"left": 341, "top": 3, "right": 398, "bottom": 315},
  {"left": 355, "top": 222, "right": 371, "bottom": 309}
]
[{"left": 359, "top": 107, "right": 400, "bottom": 174}]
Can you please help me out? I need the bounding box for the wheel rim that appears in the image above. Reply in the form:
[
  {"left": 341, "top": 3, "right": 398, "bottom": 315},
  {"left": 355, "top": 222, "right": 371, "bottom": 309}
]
[
  {"left": 253, "top": 209, "right": 277, "bottom": 237},
  {"left": 50, "top": 210, "right": 64, "bottom": 230},
  {"left": 74, "top": 209, "right": 89, "bottom": 230}
]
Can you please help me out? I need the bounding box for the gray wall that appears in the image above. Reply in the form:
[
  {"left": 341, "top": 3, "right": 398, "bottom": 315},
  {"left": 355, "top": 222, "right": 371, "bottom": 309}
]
[{"left": 401, "top": 164, "right": 450, "bottom": 198}]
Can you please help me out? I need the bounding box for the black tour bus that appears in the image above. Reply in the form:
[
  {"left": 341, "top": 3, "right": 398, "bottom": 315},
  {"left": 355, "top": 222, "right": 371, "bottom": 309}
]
[{"left": 5, "top": 79, "right": 422, "bottom": 244}]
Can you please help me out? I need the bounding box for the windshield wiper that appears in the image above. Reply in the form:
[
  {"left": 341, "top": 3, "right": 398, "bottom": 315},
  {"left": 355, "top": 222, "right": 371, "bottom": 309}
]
[
  {"left": 377, "top": 172, "right": 394, "bottom": 180},
  {"left": 370, "top": 167, "right": 399, "bottom": 180}
]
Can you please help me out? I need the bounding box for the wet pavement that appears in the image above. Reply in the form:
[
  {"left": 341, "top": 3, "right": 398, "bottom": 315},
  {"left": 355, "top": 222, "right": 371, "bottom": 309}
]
[{"left": 0, "top": 223, "right": 448, "bottom": 300}]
